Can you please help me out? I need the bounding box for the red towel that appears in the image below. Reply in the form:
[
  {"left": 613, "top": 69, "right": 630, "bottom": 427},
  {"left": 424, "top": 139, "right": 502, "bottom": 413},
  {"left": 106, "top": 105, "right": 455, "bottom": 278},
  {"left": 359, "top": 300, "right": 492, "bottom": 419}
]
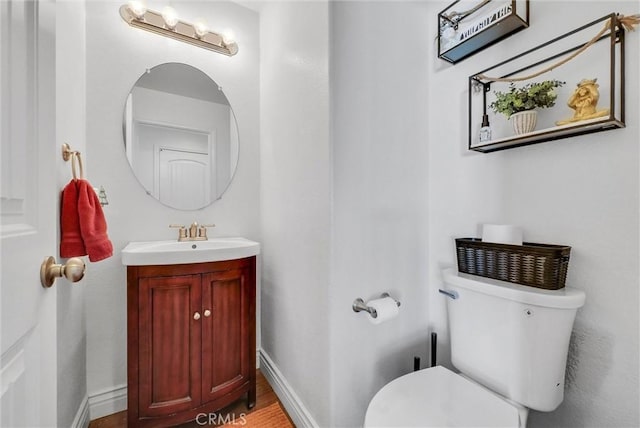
[
  {"left": 60, "top": 180, "right": 86, "bottom": 258},
  {"left": 60, "top": 179, "right": 113, "bottom": 262}
]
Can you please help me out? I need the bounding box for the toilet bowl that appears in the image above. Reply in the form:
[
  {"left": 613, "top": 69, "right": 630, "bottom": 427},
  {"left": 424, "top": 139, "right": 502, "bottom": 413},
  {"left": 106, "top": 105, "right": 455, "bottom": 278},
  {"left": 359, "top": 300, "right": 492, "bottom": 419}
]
[
  {"left": 364, "top": 366, "right": 526, "bottom": 428},
  {"left": 364, "top": 268, "right": 585, "bottom": 427}
]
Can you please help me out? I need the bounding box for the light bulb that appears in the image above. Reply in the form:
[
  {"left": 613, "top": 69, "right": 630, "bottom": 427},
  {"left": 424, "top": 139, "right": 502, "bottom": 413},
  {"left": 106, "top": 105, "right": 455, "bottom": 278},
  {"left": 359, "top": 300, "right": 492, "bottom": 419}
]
[
  {"left": 128, "top": 0, "right": 146, "bottom": 19},
  {"left": 194, "top": 20, "right": 209, "bottom": 39},
  {"left": 221, "top": 29, "right": 235, "bottom": 45},
  {"left": 161, "top": 6, "right": 179, "bottom": 30}
]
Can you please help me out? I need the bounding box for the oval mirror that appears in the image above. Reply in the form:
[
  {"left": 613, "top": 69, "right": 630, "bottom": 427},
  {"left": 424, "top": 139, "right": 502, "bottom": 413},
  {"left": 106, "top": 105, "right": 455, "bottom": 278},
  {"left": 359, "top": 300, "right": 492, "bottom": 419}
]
[{"left": 123, "top": 63, "right": 239, "bottom": 210}]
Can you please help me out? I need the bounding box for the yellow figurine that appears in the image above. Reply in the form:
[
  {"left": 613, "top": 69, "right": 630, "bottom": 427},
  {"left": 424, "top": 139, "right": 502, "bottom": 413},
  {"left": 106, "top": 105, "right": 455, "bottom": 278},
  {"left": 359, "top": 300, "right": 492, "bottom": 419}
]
[{"left": 556, "top": 78, "right": 609, "bottom": 125}]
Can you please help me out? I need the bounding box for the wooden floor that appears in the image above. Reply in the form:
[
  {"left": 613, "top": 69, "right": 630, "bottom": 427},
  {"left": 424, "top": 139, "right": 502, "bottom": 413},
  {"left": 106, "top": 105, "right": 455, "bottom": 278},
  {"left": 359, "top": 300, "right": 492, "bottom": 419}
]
[{"left": 89, "top": 370, "right": 293, "bottom": 427}]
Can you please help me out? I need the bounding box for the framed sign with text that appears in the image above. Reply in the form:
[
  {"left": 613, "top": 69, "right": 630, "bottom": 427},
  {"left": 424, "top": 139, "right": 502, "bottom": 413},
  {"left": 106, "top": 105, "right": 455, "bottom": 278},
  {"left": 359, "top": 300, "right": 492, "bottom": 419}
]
[{"left": 438, "top": 0, "right": 529, "bottom": 64}]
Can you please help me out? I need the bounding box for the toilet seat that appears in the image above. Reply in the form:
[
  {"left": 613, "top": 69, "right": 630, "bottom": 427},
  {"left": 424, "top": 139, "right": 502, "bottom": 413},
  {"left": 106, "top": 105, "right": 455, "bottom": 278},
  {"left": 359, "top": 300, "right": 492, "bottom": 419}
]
[{"left": 364, "top": 366, "right": 521, "bottom": 427}]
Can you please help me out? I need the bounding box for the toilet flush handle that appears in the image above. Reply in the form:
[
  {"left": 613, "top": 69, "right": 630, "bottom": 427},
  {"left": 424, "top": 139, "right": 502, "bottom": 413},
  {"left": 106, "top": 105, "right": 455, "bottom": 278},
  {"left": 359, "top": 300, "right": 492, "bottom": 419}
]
[{"left": 438, "top": 289, "right": 459, "bottom": 300}]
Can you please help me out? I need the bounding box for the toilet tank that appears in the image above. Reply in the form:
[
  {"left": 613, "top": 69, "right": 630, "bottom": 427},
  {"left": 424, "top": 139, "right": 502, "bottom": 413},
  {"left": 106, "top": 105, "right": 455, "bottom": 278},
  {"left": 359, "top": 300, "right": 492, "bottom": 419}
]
[{"left": 442, "top": 268, "right": 585, "bottom": 412}]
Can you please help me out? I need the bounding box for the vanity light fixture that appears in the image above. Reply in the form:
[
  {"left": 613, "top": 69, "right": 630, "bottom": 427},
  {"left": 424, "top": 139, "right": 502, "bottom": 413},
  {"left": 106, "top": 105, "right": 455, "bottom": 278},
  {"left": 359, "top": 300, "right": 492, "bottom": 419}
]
[{"left": 119, "top": 2, "right": 238, "bottom": 56}]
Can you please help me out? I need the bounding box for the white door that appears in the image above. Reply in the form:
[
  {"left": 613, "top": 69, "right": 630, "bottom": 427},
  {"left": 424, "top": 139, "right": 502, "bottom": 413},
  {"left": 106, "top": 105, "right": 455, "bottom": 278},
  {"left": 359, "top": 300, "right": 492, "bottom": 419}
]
[
  {"left": 135, "top": 121, "right": 214, "bottom": 209},
  {"left": 1, "top": 1, "right": 58, "bottom": 426},
  {"left": 158, "top": 148, "right": 211, "bottom": 210}
]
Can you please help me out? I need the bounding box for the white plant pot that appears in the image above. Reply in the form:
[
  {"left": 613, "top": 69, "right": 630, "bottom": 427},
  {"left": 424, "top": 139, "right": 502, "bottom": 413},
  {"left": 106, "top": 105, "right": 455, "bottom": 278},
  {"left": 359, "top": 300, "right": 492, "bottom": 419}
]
[{"left": 510, "top": 110, "right": 537, "bottom": 135}]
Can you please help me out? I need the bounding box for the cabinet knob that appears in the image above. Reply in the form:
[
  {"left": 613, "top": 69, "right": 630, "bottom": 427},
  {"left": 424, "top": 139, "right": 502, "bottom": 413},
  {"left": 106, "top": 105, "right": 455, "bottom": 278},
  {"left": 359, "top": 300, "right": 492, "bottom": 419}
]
[
  {"left": 204, "top": 309, "right": 211, "bottom": 317},
  {"left": 193, "top": 312, "right": 201, "bottom": 320}
]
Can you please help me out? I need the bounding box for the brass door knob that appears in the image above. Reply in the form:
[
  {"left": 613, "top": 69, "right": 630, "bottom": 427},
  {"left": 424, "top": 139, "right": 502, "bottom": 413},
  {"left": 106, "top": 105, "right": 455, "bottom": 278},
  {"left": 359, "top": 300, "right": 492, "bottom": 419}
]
[{"left": 40, "top": 256, "right": 85, "bottom": 288}]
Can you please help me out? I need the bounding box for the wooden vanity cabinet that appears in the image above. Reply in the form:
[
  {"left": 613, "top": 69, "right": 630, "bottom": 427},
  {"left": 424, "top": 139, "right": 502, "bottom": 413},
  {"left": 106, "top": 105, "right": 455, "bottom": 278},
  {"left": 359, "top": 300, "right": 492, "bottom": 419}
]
[{"left": 127, "top": 257, "right": 256, "bottom": 428}]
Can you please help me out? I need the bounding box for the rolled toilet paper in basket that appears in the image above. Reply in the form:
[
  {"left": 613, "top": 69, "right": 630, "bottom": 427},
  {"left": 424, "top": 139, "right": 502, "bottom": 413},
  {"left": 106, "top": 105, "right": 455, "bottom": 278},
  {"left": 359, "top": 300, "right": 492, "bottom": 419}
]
[
  {"left": 367, "top": 296, "right": 399, "bottom": 325},
  {"left": 482, "top": 224, "right": 523, "bottom": 245}
]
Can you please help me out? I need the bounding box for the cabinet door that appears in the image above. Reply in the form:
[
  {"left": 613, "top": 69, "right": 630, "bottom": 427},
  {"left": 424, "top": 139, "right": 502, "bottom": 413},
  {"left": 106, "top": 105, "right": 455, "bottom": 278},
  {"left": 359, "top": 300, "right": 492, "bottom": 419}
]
[
  {"left": 138, "top": 274, "right": 202, "bottom": 417},
  {"left": 201, "top": 266, "right": 254, "bottom": 403}
]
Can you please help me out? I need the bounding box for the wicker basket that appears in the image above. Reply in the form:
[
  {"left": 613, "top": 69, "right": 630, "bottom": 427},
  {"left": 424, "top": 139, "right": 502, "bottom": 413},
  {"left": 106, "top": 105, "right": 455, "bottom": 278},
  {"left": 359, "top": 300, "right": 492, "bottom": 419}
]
[{"left": 455, "top": 238, "right": 571, "bottom": 290}]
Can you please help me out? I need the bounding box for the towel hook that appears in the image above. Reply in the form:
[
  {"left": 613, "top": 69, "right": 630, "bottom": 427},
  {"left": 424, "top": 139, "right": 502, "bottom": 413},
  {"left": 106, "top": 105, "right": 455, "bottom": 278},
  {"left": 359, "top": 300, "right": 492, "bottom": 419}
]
[{"left": 62, "top": 143, "right": 84, "bottom": 180}]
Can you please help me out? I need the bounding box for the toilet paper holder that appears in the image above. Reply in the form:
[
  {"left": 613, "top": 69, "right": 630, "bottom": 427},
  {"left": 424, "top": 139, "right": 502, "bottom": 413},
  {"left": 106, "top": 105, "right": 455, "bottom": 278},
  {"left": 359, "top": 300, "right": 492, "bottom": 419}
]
[{"left": 352, "top": 293, "right": 401, "bottom": 318}]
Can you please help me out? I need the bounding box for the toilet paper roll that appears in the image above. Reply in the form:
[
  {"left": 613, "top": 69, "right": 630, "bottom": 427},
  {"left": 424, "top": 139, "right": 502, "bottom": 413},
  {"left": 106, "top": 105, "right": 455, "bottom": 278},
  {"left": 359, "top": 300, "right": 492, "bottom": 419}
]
[
  {"left": 367, "top": 296, "right": 399, "bottom": 325},
  {"left": 482, "top": 224, "right": 523, "bottom": 245}
]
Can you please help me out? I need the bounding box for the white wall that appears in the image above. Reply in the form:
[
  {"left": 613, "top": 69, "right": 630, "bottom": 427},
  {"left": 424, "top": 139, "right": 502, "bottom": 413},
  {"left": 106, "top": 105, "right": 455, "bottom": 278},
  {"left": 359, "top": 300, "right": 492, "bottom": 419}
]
[
  {"left": 84, "top": 0, "right": 259, "bottom": 417},
  {"left": 426, "top": 2, "right": 639, "bottom": 427},
  {"left": 259, "top": 1, "right": 331, "bottom": 426},
  {"left": 56, "top": 2, "right": 88, "bottom": 426},
  {"left": 260, "top": 3, "right": 428, "bottom": 426},
  {"left": 329, "top": 2, "right": 431, "bottom": 425}
]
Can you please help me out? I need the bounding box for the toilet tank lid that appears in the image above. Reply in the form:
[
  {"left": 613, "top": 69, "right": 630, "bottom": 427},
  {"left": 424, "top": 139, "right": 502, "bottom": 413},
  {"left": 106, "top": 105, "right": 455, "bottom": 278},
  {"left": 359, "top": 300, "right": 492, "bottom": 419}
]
[{"left": 442, "top": 268, "right": 586, "bottom": 309}]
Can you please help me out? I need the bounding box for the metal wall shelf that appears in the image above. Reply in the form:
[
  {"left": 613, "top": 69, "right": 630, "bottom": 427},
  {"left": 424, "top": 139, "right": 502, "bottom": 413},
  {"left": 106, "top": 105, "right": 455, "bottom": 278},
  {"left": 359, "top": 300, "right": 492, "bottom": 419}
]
[{"left": 468, "top": 13, "right": 626, "bottom": 153}]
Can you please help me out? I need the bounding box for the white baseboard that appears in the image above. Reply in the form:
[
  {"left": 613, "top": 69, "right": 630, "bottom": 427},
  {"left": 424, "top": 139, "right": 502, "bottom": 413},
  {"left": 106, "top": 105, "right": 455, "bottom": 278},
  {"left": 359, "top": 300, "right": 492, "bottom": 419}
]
[
  {"left": 88, "top": 384, "right": 127, "bottom": 421},
  {"left": 71, "top": 395, "right": 90, "bottom": 428},
  {"left": 258, "top": 349, "right": 319, "bottom": 428},
  {"left": 83, "top": 351, "right": 305, "bottom": 423}
]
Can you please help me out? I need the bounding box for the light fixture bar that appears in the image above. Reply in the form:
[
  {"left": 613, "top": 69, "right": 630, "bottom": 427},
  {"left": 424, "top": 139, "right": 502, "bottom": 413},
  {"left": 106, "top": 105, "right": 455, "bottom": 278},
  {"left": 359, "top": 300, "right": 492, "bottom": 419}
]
[{"left": 119, "top": 5, "right": 238, "bottom": 56}]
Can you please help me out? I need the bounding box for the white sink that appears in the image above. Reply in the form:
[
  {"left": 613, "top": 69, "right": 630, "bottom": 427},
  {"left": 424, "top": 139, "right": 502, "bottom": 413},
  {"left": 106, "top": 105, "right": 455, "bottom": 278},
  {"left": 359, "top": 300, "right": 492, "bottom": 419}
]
[{"left": 121, "top": 237, "right": 260, "bottom": 266}]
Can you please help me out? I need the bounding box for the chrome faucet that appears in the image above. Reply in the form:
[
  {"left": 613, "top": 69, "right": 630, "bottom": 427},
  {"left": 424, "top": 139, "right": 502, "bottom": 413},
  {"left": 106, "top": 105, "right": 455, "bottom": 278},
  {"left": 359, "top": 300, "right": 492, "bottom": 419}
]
[{"left": 169, "top": 222, "right": 215, "bottom": 241}]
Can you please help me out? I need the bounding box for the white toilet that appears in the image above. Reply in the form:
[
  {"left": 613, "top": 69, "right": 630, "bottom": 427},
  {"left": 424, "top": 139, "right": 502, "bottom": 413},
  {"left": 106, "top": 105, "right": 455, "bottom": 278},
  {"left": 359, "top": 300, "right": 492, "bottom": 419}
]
[{"left": 365, "top": 267, "right": 586, "bottom": 427}]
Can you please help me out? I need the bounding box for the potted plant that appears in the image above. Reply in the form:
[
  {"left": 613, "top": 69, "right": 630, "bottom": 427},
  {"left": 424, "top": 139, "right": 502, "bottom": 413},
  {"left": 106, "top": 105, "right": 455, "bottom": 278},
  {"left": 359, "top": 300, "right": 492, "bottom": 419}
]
[{"left": 489, "top": 79, "right": 565, "bottom": 134}]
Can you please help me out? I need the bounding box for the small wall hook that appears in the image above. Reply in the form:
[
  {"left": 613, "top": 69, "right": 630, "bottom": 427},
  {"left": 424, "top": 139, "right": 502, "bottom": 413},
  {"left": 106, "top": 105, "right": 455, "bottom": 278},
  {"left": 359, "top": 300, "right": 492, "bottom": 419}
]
[{"left": 94, "top": 186, "right": 109, "bottom": 206}]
